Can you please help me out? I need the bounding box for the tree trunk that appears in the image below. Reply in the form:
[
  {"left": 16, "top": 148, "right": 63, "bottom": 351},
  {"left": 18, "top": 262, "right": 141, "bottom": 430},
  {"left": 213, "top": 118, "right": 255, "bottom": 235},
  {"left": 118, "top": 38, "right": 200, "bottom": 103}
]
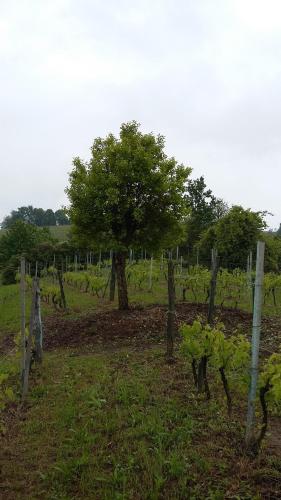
[
  {"left": 166, "top": 260, "right": 176, "bottom": 362},
  {"left": 208, "top": 249, "right": 219, "bottom": 326},
  {"left": 109, "top": 252, "right": 116, "bottom": 301},
  {"left": 115, "top": 251, "right": 129, "bottom": 310},
  {"left": 192, "top": 359, "right": 198, "bottom": 387},
  {"left": 33, "top": 278, "right": 43, "bottom": 363},
  {"left": 219, "top": 367, "right": 232, "bottom": 416},
  {"left": 198, "top": 355, "right": 210, "bottom": 398},
  {"left": 256, "top": 381, "right": 272, "bottom": 451},
  {"left": 57, "top": 267, "right": 67, "bottom": 310}
]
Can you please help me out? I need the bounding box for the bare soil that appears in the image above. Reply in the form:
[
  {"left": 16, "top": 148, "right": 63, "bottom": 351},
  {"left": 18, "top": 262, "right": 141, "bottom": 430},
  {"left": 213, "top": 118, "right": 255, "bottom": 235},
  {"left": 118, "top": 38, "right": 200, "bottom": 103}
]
[{"left": 40, "top": 302, "right": 281, "bottom": 356}]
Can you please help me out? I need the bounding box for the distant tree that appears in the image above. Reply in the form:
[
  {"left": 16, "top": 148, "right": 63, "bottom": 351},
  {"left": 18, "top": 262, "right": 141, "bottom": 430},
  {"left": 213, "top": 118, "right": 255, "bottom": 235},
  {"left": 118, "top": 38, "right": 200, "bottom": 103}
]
[
  {"left": 185, "top": 176, "right": 228, "bottom": 254},
  {"left": 276, "top": 224, "right": 281, "bottom": 237},
  {"left": 198, "top": 206, "right": 266, "bottom": 268},
  {"left": 2, "top": 205, "right": 35, "bottom": 228},
  {"left": 43, "top": 209, "right": 56, "bottom": 226},
  {"left": 263, "top": 233, "right": 281, "bottom": 272},
  {"left": 55, "top": 209, "right": 70, "bottom": 225},
  {"left": 1, "top": 206, "right": 70, "bottom": 228},
  {"left": 67, "top": 121, "right": 191, "bottom": 309},
  {"left": 0, "top": 220, "right": 54, "bottom": 283},
  {"left": 33, "top": 208, "right": 46, "bottom": 226}
]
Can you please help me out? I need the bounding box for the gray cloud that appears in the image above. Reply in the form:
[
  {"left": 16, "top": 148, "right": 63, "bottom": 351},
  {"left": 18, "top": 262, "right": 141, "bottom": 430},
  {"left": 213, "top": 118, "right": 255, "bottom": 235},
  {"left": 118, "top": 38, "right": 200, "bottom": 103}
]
[{"left": 0, "top": 0, "right": 280, "bottom": 228}]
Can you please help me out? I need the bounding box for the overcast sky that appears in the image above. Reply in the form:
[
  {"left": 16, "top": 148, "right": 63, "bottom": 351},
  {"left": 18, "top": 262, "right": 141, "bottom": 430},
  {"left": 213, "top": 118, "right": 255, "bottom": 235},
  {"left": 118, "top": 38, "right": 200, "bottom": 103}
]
[{"left": 1, "top": 0, "right": 280, "bottom": 228}]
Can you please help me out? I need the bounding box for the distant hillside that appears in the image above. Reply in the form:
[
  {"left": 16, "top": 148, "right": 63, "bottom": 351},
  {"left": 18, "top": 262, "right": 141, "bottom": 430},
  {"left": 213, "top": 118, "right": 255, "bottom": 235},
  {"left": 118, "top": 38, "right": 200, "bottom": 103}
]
[
  {"left": 0, "top": 225, "right": 71, "bottom": 242},
  {"left": 48, "top": 225, "right": 71, "bottom": 241}
]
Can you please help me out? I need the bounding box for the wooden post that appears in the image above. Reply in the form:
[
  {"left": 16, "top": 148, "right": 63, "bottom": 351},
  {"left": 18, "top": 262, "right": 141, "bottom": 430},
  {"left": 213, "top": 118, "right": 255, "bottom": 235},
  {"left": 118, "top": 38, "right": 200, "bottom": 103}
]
[
  {"left": 20, "top": 257, "right": 26, "bottom": 385},
  {"left": 166, "top": 259, "right": 176, "bottom": 361},
  {"left": 22, "top": 278, "right": 37, "bottom": 398},
  {"left": 33, "top": 278, "right": 43, "bottom": 363},
  {"left": 57, "top": 265, "right": 67, "bottom": 310},
  {"left": 160, "top": 252, "right": 164, "bottom": 270},
  {"left": 149, "top": 256, "right": 153, "bottom": 290},
  {"left": 245, "top": 241, "right": 265, "bottom": 449},
  {"left": 207, "top": 248, "right": 219, "bottom": 326},
  {"left": 109, "top": 251, "right": 116, "bottom": 301},
  {"left": 22, "top": 277, "right": 43, "bottom": 398}
]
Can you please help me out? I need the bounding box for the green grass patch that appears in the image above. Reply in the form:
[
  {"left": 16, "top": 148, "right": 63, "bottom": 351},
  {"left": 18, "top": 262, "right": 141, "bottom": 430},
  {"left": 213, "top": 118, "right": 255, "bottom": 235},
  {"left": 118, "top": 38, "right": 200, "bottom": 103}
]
[
  {"left": 48, "top": 225, "right": 71, "bottom": 241},
  {"left": 1, "top": 348, "right": 275, "bottom": 499}
]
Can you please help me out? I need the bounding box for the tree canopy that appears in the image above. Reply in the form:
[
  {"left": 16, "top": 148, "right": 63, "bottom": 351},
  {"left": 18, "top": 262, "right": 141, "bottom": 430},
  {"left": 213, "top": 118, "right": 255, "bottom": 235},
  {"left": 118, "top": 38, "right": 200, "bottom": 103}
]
[
  {"left": 0, "top": 220, "right": 55, "bottom": 283},
  {"left": 67, "top": 121, "right": 191, "bottom": 308},
  {"left": 185, "top": 176, "right": 228, "bottom": 254},
  {"left": 1, "top": 206, "right": 70, "bottom": 228},
  {"left": 198, "top": 206, "right": 266, "bottom": 268}
]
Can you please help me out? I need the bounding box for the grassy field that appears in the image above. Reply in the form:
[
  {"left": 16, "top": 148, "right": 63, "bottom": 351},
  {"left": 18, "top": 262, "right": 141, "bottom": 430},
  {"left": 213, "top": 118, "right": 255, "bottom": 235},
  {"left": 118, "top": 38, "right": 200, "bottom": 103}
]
[
  {"left": 0, "top": 225, "right": 71, "bottom": 244},
  {"left": 48, "top": 225, "right": 71, "bottom": 241},
  {"left": 1, "top": 273, "right": 281, "bottom": 498},
  {"left": 2, "top": 348, "right": 281, "bottom": 499}
]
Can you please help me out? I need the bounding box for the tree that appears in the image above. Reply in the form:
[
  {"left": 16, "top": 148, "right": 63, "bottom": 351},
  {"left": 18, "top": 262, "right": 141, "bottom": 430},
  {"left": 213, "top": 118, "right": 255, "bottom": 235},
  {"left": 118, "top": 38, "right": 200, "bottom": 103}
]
[
  {"left": 263, "top": 233, "right": 281, "bottom": 272},
  {"left": 55, "top": 209, "right": 70, "bottom": 225},
  {"left": 198, "top": 206, "right": 266, "bottom": 268},
  {"left": 1, "top": 206, "right": 70, "bottom": 228},
  {"left": 2, "top": 206, "right": 35, "bottom": 228},
  {"left": 0, "top": 220, "right": 54, "bottom": 283},
  {"left": 67, "top": 121, "right": 191, "bottom": 309},
  {"left": 33, "top": 208, "right": 46, "bottom": 226},
  {"left": 185, "top": 176, "right": 227, "bottom": 255},
  {"left": 43, "top": 209, "right": 56, "bottom": 226}
]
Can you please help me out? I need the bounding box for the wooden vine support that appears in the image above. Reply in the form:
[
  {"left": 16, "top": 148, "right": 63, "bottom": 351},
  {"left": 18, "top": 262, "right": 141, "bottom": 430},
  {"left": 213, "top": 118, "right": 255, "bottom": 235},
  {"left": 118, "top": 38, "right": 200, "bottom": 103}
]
[{"left": 22, "top": 276, "right": 43, "bottom": 400}]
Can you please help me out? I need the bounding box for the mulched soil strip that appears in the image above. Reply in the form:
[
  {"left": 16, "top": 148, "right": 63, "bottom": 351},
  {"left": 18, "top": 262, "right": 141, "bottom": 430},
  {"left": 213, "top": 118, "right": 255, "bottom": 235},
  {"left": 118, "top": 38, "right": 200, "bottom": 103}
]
[
  {"left": 1, "top": 302, "right": 280, "bottom": 355},
  {"left": 41, "top": 302, "right": 281, "bottom": 355}
]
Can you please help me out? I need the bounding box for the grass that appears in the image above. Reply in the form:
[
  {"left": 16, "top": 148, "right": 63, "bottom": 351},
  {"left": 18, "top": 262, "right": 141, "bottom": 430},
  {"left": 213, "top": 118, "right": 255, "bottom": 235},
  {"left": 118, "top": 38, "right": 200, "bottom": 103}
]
[
  {"left": 48, "top": 225, "right": 71, "bottom": 241},
  {"left": 1, "top": 271, "right": 281, "bottom": 498},
  {"left": 0, "top": 284, "right": 31, "bottom": 336},
  {"left": 2, "top": 348, "right": 275, "bottom": 499}
]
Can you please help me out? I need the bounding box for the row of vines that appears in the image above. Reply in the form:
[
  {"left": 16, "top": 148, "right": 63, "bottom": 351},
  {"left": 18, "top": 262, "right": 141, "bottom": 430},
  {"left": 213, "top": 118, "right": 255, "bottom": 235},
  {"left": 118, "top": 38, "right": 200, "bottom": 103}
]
[{"left": 23, "top": 260, "right": 281, "bottom": 312}]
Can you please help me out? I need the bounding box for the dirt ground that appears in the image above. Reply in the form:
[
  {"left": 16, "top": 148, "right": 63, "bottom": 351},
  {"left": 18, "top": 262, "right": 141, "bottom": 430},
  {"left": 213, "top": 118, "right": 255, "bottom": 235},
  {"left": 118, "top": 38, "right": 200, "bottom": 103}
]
[{"left": 40, "top": 302, "right": 281, "bottom": 357}]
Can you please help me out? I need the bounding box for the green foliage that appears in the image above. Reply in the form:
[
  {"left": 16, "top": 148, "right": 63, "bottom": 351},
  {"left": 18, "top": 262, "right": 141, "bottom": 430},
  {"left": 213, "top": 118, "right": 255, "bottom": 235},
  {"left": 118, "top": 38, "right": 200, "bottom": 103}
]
[
  {"left": 1, "top": 206, "right": 70, "bottom": 228},
  {"left": 127, "top": 260, "right": 161, "bottom": 290},
  {"left": 212, "top": 332, "right": 250, "bottom": 375},
  {"left": 260, "top": 351, "right": 281, "bottom": 404},
  {"left": 263, "top": 233, "right": 281, "bottom": 273},
  {"left": 0, "top": 342, "right": 19, "bottom": 432},
  {"left": 180, "top": 319, "right": 206, "bottom": 362},
  {"left": 180, "top": 320, "right": 235, "bottom": 366},
  {"left": 66, "top": 121, "right": 191, "bottom": 252},
  {"left": 185, "top": 176, "right": 228, "bottom": 253},
  {"left": 198, "top": 206, "right": 266, "bottom": 268},
  {"left": 177, "top": 265, "right": 211, "bottom": 302},
  {"left": 63, "top": 271, "right": 107, "bottom": 297},
  {"left": 180, "top": 319, "right": 250, "bottom": 409},
  {"left": 0, "top": 221, "right": 55, "bottom": 283}
]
